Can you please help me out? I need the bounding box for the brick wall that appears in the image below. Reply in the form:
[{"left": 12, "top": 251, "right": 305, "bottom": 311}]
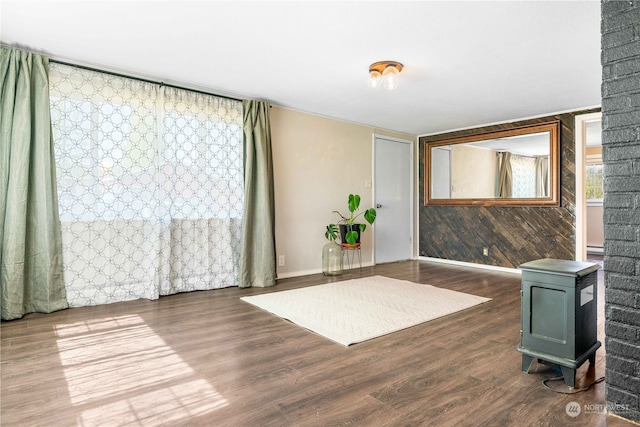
[{"left": 601, "top": 0, "right": 640, "bottom": 423}]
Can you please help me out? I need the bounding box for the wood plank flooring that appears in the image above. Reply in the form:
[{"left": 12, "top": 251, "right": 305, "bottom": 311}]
[{"left": 1, "top": 259, "right": 635, "bottom": 426}]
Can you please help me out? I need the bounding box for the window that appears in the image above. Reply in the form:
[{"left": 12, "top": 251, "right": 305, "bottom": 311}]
[
  {"left": 49, "top": 63, "right": 244, "bottom": 307},
  {"left": 586, "top": 163, "right": 604, "bottom": 202}
]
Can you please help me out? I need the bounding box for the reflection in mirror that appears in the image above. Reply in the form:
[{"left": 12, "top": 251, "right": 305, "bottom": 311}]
[{"left": 425, "top": 121, "right": 560, "bottom": 206}]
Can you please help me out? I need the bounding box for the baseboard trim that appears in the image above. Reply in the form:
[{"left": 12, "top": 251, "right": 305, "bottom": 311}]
[
  {"left": 277, "top": 258, "right": 520, "bottom": 279},
  {"left": 418, "top": 256, "right": 521, "bottom": 275},
  {"left": 277, "top": 268, "right": 322, "bottom": 280},
  {"left": 277, "top": 263, "right": 374, "bottom": 280}
]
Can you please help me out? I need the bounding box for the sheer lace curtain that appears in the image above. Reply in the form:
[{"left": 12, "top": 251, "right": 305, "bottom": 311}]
[
  {"left": 49, "top": 63, "right": 243, "bottom": 307},
  {"left": 510, "top": 154, "right": 537, "bottom": 198}
]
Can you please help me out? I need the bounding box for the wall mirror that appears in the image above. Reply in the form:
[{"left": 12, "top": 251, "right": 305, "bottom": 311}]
[{"left": 425, "top": 121, "right": 560, "bottom": 206}]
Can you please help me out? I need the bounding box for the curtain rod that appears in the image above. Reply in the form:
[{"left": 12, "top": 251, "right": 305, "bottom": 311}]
[
  {"left": 1, "top": 43, "right": 242, "bottom": 103},
  {"left": 49, "top": 59, "right": 243, "bottom": 103}
]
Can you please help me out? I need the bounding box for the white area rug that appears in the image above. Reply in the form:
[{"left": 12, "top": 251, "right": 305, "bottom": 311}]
[{"left": 240, "top": 275, "right": 491, "bottom": 346}]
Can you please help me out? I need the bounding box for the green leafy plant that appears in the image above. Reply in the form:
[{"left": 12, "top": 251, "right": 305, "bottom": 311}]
[
  {"left": 324, "top": 223, "right": 339, "bottom": 241},
  {"left": 332, "top": 194, "right": 377, "bottom": 245}
]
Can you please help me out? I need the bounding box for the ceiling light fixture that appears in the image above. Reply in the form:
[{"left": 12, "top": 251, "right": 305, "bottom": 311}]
[{"left": 368, "top": 61, "right": 404, "bottom": 90}]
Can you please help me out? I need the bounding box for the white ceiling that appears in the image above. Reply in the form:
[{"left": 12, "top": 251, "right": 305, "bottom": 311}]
[
  {"left": 471, "top": 132, "right": 551, "bottom": 157},
  {"left": 1, "top": 1, "right": 602, "bottom": 136}
]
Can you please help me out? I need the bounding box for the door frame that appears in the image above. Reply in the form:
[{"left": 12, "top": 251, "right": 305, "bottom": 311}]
[
  {"left": 575, "top": 111, "right": 602, "bottom": 262},
  {"left": 372, "top": 134, "right": 415, "bottom": 263}
]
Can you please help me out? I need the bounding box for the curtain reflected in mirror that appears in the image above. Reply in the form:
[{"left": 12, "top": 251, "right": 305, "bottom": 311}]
[
  {"left": 497, "top": 152, "right": 512, "bottom": 198},
  {"left": 536, "top": 157, "right": 549, "bottom": 197}
]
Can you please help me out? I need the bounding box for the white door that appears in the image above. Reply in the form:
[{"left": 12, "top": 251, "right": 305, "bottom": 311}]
[
  {"left": 373, "top": 135, "right": 413, "bottom": 264},
  {"left": 431, "top": 147, "right": 451, "bottom": 198}
]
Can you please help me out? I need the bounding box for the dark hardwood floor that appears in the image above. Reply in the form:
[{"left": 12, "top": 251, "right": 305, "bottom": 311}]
[{"left": 1, "top": 259, "right": 634, "bottom": 426}]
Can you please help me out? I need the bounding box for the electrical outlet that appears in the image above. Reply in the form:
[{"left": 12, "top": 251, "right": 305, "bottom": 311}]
[
  {"left": 278, "top": 255, "right": 285, "bottom": 266},
  {"left": 483, "top": 247, "right": 489, "bottom": 256}
]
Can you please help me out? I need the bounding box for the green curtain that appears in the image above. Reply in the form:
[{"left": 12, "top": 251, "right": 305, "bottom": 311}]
[
  {"left": 239, "top": 100, "right": 276, "bottom": 288},
  {"left": 535, "top": 155, "right": 549, "bottom": 197},
  {"left": 0, "top": 47, "right": 67, "bottom": 320},
  {"left": 496, "top": 151, "right": 512, "bottom": 198}
]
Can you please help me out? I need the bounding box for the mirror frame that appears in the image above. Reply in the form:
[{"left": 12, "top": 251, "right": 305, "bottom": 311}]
[{"left": 424, "top": 120, "right": 560, "bottom": 207}]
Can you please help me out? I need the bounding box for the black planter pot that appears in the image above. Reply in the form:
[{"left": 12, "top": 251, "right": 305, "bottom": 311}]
[{"left": 339, "top": 223, "right": 361, "bottom": 245}]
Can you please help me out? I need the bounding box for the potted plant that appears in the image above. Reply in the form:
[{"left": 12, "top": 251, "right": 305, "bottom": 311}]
[{"left": 331, "top": 194, "right": 377, "bottom": 245}]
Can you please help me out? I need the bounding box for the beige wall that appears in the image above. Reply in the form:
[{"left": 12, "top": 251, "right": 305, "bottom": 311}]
[
  {"left": 586, "top": 205, "right": 604, "bottom": 248},
  {"left": 450, "top": 145, "right": 496, "bottom": 198},
  {"left": 270, "top": 107, "right": 415, "bottom": 278}
]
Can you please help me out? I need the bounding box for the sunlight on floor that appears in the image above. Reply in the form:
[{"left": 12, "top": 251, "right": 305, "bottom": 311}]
[{"left": 55, "top": 315, "right": 228, "bottom": 425}]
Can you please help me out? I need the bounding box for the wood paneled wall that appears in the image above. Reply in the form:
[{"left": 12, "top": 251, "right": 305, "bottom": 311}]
[{"left": 418, "top": 109, "right": 600, "bottom": 269}]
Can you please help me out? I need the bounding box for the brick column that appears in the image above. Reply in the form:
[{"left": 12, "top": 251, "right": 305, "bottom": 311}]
[{"left": 601, "top": 0, "right": 640, "bottom": 423}]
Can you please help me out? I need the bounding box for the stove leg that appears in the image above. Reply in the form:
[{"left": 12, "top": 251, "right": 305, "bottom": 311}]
[
  {"left": 560, "top": 366, "right": 576, "bottom": 389},
  {"left": 522, "top": 354, "right": 536, "bottom": 373}
]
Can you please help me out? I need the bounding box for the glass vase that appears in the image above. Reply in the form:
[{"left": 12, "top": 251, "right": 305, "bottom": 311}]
[{"left": 322, "top": 241, "right": 343, "bottom": 276}]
